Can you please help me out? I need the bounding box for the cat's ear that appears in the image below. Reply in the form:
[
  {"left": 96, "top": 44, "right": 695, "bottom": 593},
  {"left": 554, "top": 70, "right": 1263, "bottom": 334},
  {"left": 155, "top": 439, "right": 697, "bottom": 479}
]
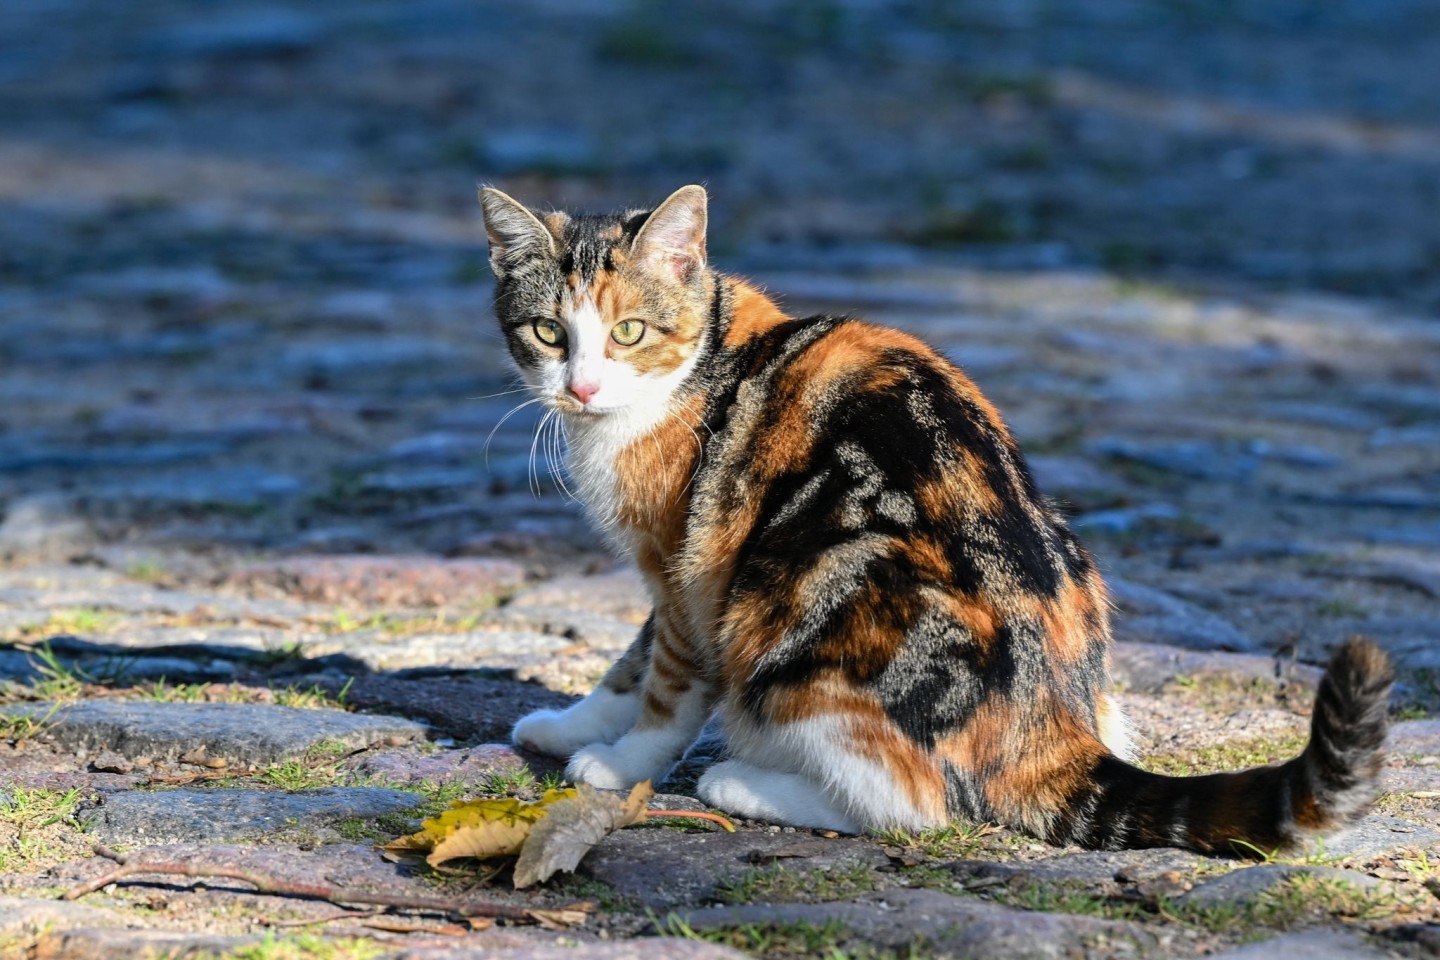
[
  {"left": 478, "top": 187, "right": 556, "bottom": 278},
  {"left": 631, "top": 185, "right": 707, "bottom": 284}
]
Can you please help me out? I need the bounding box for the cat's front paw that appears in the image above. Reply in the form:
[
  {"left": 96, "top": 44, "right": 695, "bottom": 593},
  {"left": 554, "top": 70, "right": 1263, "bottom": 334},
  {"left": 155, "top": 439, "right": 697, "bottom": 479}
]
[
  {"left": 566, "top": 733, "right": 675, "bottom": 790},
  {"left": 512, "top": 689, "right": 641, "bottom": 758},
  {"left": 513, "top": 709, "right": 596, "bottom": 758}
]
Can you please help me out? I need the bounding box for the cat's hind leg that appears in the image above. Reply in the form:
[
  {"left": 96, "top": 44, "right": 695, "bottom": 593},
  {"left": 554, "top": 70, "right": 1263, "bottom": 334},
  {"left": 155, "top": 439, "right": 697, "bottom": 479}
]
[
  {"left": 511, "top": 620, "right": 649, "bottom": 757},
  {"left": 696, "top": 760, "right": 858, "bottom": 833},
  {"left": 706, "top": 711, "right": 946, "bottom": 834}
]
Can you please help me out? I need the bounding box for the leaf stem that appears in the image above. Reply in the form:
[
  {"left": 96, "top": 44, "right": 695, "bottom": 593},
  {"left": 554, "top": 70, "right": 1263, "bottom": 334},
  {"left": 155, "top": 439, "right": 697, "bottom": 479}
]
[{"left": 644, "top": 809, "right": 737, "bottom": 832}]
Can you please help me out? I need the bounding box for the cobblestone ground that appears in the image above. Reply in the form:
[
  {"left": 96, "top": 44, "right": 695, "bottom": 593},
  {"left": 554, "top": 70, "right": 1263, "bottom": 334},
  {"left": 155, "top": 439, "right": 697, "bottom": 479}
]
[{"left": 1, "top": 1, "right": 1438, "bottom": 958}]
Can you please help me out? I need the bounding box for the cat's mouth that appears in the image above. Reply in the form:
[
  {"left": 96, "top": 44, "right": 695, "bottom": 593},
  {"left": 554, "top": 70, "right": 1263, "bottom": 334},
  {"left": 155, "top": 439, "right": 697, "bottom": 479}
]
[{"left": 553, "top": 395, "right": 611, "bottom": 417}]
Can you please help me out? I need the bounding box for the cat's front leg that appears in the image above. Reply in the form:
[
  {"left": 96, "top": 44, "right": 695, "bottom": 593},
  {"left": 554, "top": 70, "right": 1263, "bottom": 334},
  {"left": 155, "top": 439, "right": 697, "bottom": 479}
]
[
  {"left": 567, "top": 611, "right": 710, "bottom": 790},
  {"left": 511, "top": 618, "right": 651, "bottom": 757}
]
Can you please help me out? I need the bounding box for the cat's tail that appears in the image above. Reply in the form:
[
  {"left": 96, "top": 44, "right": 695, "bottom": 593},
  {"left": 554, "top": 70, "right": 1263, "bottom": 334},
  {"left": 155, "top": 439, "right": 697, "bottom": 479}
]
[{"left": 1042, "top": 637, "right": 1394, "bottom": 854}]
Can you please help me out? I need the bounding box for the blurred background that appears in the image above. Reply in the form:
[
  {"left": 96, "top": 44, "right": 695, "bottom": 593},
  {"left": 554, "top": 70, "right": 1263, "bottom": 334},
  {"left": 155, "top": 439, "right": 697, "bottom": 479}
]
[
  {"left": 9, "top": 0, "right": 1440, "bottom": 298},
  {"left": 0, "top": 0, "right": 1437, "bottom": 701}
]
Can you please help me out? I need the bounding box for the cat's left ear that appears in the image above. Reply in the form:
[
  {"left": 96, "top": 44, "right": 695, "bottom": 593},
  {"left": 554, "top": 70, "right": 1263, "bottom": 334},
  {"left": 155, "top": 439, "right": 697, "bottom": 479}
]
[{"left": 631, "top": 185, "right": 707, "bottom": 284}]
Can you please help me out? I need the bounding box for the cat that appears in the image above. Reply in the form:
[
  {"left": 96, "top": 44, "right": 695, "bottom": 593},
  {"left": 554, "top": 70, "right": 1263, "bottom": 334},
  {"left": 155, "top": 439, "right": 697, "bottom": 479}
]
[{"left": 480, "top": 183, "right": 1393, "bottom": 853}]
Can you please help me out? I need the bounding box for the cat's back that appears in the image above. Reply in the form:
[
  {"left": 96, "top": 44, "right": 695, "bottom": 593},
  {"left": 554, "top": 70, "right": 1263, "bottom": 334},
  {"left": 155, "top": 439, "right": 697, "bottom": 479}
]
[
  {"left": 700, "top": 312, "right": 1042, "bottom": 539},
  {"left": 687, "top": 311, "right": 1101, "bottom": 634}
]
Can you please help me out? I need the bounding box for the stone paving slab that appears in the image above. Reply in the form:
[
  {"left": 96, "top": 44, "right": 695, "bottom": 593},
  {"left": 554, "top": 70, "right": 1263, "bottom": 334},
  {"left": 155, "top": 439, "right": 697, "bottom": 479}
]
[
  {"left": 55, "top": 841, "right": 436, "bottom": 897},
  {"left": 228, "top": 556, "right": 529, "bottom": 607},
  {"left": 392, "top": 943, "right": 750, "bottom": 960},
  {"left": 1389, "top": 720, "right": 1440, "bottom": 758},
  {"left": 89, "top": 788, "right": 423, "bottom": 845},
  {"left": 673, "top": 887, "right": 1157, "bottom": 958},
  {"left": 334, "top": 675, "right": 573, "bottom": 744},
  {"left": 345, "top": 743, "right": 529, "bottom": 786},
  {"left": 504, "top": 572, "right": 651, "bottom": 625},
  {"left": 1178, "top": 863, "right": 1391, "bottom": 908},
  {"left": 0, "top": 701, "right": 428, "bottom": 765},
  {"left": 0, "top": 769, "right": 147, "bottom": 792},
  {"left": 1293, "top": 816, "right": 1440, "bottom": 861},
  {"left": 309, "top": 628, "right": 575, "bottom": 673},
  {"left": 27, "top": 928, "right": 752, "bottom": 960},
  {"left": 481, "top": 605, "right": 638, "bottom": 650},
  {"left": 949, "top": 847, "right": 1214, "bottom": 898},
  {"left": 1108, "top": 578, "right": 1257, "bottom": 652},
  {"left": 579, "top": 829, "right": 893, "bottom": 909},
  {"left": 1207, "top": 929, "right": 1397, "bottom": 959},
  {"left": 1110, "top": 641, "right": 1323, "bottom": 695},
  {"left": 0, "top": 894, "right": 129, "bottom": 939},
  {"left": 30, "top": 929, "right": 259, "bottom": 959}
]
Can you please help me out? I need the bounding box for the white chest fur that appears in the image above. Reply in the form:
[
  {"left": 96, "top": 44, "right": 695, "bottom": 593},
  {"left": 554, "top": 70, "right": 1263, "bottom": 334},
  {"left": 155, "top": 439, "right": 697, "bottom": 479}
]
[{"left": 565, "top": 417, "right": 629, "bottom": 539}]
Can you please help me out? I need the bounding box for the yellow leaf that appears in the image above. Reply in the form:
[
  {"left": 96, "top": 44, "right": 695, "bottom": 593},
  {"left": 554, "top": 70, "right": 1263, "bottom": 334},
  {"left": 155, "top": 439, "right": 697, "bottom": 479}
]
[
  {"left": 380, "top": 788, "right": 578, "bottom": 856},
  {"left": 512, "top": 781, "right": 653, "bottom": 889},
  {"left": 427, "top": 816, "right": 534, "bottom": 868}
]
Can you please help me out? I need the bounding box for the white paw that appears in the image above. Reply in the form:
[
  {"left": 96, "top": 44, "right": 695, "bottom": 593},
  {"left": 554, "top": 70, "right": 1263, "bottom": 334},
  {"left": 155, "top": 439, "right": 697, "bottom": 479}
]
[
  {"left": 697, "top": 760, "right": 859, "bottom": 833},
  {"left": 512, "top": 689, "right": 641, "bottom": 758},
  {"left": 512, "top": 709, "right": 596, "bottom": 758},
  {"left": 566, "top": 743, "right": 635, "bottom": 790},
  {"left": 566, "top": 731, "right": 677, "bottom": 790}
]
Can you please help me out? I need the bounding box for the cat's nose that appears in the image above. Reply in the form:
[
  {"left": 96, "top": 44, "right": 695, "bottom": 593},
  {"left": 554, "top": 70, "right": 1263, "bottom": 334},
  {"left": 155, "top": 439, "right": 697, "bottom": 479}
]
[{"left": 568, "top": 382, "right": 599, "bottom": 405}]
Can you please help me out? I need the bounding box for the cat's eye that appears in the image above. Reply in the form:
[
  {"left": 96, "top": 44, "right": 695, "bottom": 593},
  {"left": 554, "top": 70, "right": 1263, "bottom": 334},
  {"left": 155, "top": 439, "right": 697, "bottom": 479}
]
[
  {"left": 611, "top": 319, "right": 646, "bottom": 346},
  {"left": 533, "top": 317, "right": 565, "bottom": 346}
]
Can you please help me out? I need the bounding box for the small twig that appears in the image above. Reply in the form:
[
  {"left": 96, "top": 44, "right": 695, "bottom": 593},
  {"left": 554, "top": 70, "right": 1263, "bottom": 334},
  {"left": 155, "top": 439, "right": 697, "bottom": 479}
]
[
  {"left": 265, "top": 909, "right": 382, "bottom": 927},
  {"left": 63, "top": 844, "right": 542, "bottom": 922},
  {"left": 645, "top": 810, "right": 736, "bottom": 832},
  {"left": 145, "top": 746, "right": 365, "bottom": 786},
  {"left": 360, "top": 917, "right": 473, "bottom": 935},
  {"left": 145, "top": 769, "right": 261, "bottom": 785}
]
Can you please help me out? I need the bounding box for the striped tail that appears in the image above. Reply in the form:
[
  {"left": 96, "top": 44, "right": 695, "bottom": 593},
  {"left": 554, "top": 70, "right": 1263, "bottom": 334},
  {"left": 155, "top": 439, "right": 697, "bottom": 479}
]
[{"left": 1047, "top": 637, "right": 1394, "bottom": 854}]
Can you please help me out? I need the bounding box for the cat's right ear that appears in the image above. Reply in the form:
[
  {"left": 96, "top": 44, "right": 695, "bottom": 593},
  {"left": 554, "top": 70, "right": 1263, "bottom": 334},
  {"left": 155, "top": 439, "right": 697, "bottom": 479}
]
[{"left": 478, "top": 187, "right": 556, "bottom": 278}]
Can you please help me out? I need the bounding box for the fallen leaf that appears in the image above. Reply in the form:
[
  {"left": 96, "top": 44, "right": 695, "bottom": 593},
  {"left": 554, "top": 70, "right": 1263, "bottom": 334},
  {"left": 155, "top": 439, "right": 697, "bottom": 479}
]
[
  {"left": 512, "top": 781, "right": 652, "bottom": 889},
  {"left": 380, "top": 788, "right": 577, "bottom": 864},
  {"left": 528, "top": 908, "right": 593, "bottom": 930},
  {"left": 427, "top": 817, "right": 533, "bottom": 868}
]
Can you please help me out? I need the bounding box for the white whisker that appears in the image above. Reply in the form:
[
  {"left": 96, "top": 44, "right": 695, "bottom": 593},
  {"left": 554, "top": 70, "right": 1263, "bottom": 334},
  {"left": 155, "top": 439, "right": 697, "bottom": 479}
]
[
  {"left": 465, "top": 385, "right": 536, "bottom": 401},
  {"left": 528, "top": 409, "right": 552, "bottom": 498},
  {"left": 549, "top": 414, "right": 579, "bottom": 502},
  {"left": 484, "top": 395, "right": 547, "bottom": 470}
]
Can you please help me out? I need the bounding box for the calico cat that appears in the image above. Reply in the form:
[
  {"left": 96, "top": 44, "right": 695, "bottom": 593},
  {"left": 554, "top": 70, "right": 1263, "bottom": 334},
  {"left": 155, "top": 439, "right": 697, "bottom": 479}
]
[{"left": 480, "top": 184, "right": 1393, "bottom": 853}]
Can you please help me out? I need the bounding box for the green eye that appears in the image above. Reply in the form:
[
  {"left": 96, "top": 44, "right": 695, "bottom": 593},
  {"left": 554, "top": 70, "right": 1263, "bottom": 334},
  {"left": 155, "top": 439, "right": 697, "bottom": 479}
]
[
  {"left": 533, "top": 318, "right": 565, "bottom": 346},
  {"left": 611, "top": 319, "right": 646, "bottom": 346}
]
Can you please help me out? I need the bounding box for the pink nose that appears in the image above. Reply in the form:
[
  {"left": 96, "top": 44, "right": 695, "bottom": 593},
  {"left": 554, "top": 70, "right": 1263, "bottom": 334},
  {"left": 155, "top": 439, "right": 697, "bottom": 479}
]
[{"left": 568, "top": 382, "right": 599, "bottom": 405}]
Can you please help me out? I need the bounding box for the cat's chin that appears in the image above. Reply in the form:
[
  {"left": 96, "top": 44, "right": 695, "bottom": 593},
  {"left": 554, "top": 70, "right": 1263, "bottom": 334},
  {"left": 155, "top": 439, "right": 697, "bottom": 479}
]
[
  {"left": 563, "top": 405, "right": 631, "bottom": 420},
  {"left": 551, "top": 397, "right": 619, "bottom": 418}
]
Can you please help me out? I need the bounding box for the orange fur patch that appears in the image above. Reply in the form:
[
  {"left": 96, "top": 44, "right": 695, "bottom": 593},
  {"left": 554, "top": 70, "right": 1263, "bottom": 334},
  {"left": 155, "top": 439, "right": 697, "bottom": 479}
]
[
  {"left": 939, "top": 695, "right": 1105, "bottom": 836},
  {"left": 723, "top": 280, "right": 791, "bottom": 347}
]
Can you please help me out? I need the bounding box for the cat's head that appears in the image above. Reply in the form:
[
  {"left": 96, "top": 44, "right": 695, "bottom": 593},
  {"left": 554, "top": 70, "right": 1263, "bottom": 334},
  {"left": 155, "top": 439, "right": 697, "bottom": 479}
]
[{"left": 479, "top": 185, "right": 712, "bottom": 423}]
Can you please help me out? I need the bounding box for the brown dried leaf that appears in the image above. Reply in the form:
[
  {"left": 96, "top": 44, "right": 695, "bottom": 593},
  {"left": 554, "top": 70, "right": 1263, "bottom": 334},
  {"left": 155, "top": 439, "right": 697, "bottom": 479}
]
[
  {"left": 511, "top": 781, "right": 653, "bottom": 889},
  {"left": 527, "top": 908, "right": 593, "bottom": 930},
  {"left": 427, "top": 817, "right": 533, "bottom": 868}
]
